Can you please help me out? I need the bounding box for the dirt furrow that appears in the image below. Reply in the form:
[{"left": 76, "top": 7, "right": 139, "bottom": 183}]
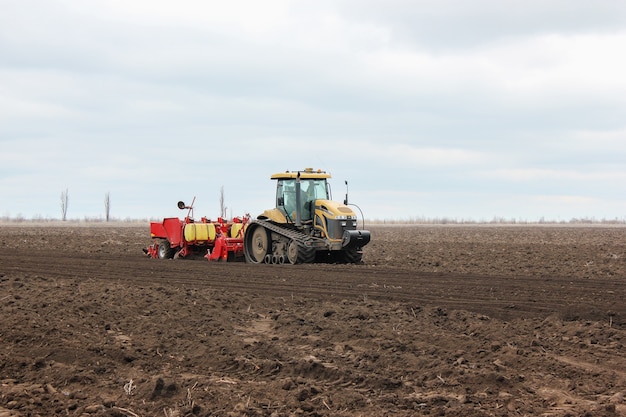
[{"left": 1, "top": 249, "right": 624, "bottom": 325}]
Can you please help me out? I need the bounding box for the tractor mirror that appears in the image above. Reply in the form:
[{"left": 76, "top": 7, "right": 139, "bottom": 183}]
[{"left": 177, "top": 201, "right": 186, "bottom": 210}]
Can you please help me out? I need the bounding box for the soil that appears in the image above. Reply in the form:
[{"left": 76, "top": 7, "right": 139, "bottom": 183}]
[{"left": 0, "top": 223, "right": 625, "bottom": 417}]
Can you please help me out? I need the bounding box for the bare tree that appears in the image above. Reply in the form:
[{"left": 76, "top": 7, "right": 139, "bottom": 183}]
[
  {"left": 60, "top": 189, "right": 69, "bottom": 221},
  {"left": 219, "top": 186, "right": 226, "bottom": 218},
  {"left": 104, "top": 192, "right": 111, "bottom": 222}
]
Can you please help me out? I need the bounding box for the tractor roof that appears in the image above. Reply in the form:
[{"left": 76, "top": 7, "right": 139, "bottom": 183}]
[{"left": 271, "top": 168, "right": 331, "bottom": 180}]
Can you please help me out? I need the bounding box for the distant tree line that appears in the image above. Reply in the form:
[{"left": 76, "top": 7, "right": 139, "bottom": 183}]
[{"left": 59, "top": 189, "right": 111, "bottom": 222}]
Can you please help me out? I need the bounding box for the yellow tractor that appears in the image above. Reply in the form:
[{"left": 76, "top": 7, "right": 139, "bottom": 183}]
[{"left": 244, "top": 168, "right": 370, "bottom": 264}]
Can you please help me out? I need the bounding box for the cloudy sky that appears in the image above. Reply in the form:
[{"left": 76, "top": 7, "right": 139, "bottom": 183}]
[{"left": 2, "top": 0, "right": 625, "bottom": 222}]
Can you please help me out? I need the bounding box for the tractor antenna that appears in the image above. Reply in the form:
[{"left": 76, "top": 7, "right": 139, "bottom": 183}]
[{"left": 343, "top": 181, "right": 366, "bottom": 229}]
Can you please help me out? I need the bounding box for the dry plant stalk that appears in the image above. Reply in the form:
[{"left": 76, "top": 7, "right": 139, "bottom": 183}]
[
  {"left": 113, "top": 406, "right": 139, "bottom": 417},
  {"left": 124, "top": 379, "right": 136, "bottom": 396}
]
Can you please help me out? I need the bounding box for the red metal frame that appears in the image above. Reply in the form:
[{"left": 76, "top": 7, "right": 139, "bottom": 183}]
[{"left": 145, "top": 210, "right": 249, "bottom": 262}]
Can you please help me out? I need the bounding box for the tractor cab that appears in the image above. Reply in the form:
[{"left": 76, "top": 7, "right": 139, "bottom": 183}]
[
  {"left": 276, "top": 175, "right": 329, "bottom": 223},
  {"left": 265, "top": 168, "right": 333, "bottom": 227}
]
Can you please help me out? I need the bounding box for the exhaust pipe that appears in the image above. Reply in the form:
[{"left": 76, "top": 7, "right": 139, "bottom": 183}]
[{"left": 295, "top": 171, "right": 302, "bottom": 227}]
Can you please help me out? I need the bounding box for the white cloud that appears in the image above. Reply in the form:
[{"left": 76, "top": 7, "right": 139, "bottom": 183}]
[
  {"left": 356, "top": 30, "right": 626, "bottom": 107},
  {"left": 360, "top": 143, "right": 487, "bottom": 167},
  {"left": 487, "top": 168, "right": 626, "bottom": 182},
  {"left": 1, "top": 0, "right": 625, "bottom": 221}
]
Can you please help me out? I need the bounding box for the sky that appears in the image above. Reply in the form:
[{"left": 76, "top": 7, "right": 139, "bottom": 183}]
[{"left": 1, "top": 0, "right": 626, "bottom": 222}]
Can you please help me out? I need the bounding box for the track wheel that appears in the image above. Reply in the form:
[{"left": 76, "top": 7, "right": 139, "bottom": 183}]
[
  {"left": 245, "top": 224, "right": 270, "bottom": 263},
  {"left": 287, "top": 240, "right": 299, "bottom": 264},
  {"left": 158, "top": 239, "right": 175, "bottom": 259}
]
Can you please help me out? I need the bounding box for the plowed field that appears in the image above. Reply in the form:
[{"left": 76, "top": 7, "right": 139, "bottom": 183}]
[{"left": 0, "top": 223, "right": 625, "bottom": 416}]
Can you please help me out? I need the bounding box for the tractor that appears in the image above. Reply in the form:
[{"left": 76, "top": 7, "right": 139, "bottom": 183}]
[{"left": 243, "top": 168, "right": 370, "bottom": 264}]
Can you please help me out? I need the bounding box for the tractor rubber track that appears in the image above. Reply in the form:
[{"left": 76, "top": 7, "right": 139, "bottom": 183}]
[{"left": 251, "top": 219, "right": 328, "bottom": 250}]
